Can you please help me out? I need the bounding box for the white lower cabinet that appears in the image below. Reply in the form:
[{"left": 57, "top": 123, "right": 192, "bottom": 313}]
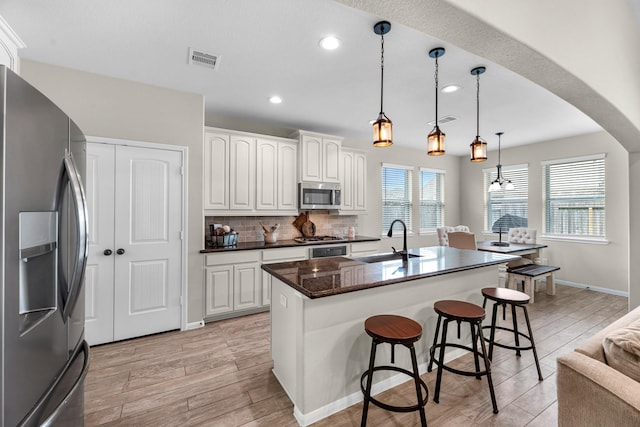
[
  {"left": 204, "top": 251, "right": 261, "bottom": 318},
  {"left": 350, "top": 241, "right": 380, "bottom": 257},
  {"left": 204, "top": 246, "right": 308, "bottom": 320}
]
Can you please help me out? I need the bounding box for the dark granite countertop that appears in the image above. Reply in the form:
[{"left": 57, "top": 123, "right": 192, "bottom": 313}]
[
  {"left": 200, "top": 235, "right": 380, "bottom": 253},
  {"left": 261, "top": 246, "right": 520, "bottom": 299}
]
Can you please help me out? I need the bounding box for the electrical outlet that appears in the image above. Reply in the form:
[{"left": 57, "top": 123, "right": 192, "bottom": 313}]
[{"left": 280, "top": 294, "right": 287, "bottom": 308}]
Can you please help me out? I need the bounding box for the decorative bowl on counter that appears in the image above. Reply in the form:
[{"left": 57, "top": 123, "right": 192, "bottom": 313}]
[
  {"left": 264, "top": 231, "right": 278, "bottom": 244},
  {"left": 211, "top": 232, "right": 239, "bottom": 247}
]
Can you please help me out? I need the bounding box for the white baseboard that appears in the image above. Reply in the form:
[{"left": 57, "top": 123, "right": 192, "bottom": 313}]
[
  {"left": 292, "top": 347, "right": 466, "bottom": 426},
  {"left": 185, "top": 320, "right": 205, "bottom": 330},
  {"left": 555, "top": 279, "right": 628, "bottom": 297}
]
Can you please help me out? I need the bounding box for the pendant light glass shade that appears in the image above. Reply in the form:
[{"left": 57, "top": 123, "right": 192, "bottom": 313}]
[
  {"left": 372, "top": 21, "right": 392, "bottom": 147},
  {"left": 470, "top": 66, "right": 487, "bottom": 162},
  {"left": 373, "top": 113, "right": 393, "bottom": 147},
  {"left": 488, "top": 132, "right": 515, "bottom": 192},
  {"left": 427, "top": 47, "right": 446, "bottom": 156},
  {"left": 427, "top": 126, "right": 445, "bottom": 155}
]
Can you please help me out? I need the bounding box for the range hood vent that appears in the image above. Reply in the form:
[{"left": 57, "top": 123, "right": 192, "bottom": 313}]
[
  {"left": 427, "top": 115, "right": 457, "bottom": 126},
  {"left": 188, "top": 48, "right": 220, "bottom": 70}
]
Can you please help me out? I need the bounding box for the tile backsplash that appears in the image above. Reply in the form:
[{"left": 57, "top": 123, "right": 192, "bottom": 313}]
[{"left": 205, "top": 213, "right": 358, "bottom": 243}]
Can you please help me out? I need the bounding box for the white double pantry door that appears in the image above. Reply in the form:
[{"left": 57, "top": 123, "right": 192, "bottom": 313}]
[{"left": 84, "top": 141, "right": 183, "bottom": 346}]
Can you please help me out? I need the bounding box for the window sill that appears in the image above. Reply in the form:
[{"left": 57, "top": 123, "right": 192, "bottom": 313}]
[{"left": 540, "top": 235, "right": 609, "bottom": 245}]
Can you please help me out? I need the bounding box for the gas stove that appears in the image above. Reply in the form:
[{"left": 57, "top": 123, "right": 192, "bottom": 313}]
[{"left": 294, "top": 235, "right": 345, "bottom": 243}]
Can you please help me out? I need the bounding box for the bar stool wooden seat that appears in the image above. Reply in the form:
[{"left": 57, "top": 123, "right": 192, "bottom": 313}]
[
  {"left": 481, "top": 287, "right": 543, "bottom": 381},
  {"left": 427, "top": 300, "right": 498, "bottom": 414},
  {"left": 361, "top": 314, "right": 428, "bottom": 427}
]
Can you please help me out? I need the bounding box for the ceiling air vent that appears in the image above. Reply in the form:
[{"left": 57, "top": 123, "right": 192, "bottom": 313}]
[
  {"left": 188, "top": 48, "right": 220, "bottom": 70},
  {"left": 427, "top": 115, "right": 457, "bottom": 126}
]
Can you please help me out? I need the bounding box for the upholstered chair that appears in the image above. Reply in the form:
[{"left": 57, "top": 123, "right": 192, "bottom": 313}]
[
  {"left": 447, "top": 231, "right": 477, "bottom": 250},
  {"left": 436, "top": 225, "right": 471, "bottom": 246},
  {"left": 508, "top": 228, "right": 537, "bottom": 244}
]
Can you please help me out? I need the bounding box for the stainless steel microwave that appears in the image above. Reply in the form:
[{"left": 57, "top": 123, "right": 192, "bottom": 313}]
[{"left": 298, "top": 182, "right": 341, "bottom": 210}]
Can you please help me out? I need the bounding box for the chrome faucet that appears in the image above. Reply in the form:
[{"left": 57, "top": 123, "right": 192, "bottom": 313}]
[{"left": 387, "top": 219, "right": 408, "bottom": 263}]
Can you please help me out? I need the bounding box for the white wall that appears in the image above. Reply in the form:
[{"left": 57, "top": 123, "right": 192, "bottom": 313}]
[
  {"left": 461, "top": 131, "right": 629, "bottom": 293},
  {"left": 20, "top": 60, "right": 206, "bottom": 324}
]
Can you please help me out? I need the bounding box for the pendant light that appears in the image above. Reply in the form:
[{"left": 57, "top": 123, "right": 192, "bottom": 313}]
[
  {"left": 488, "top": 132, "right": 515, "bottom": 192},
  {"left": 470, "top": 66, "right": 487, "bottom": 162},
  {"left": 372, "top": 21, "right": 392, "bottom": 147},
  {"left": 427, "top": 47, "right": 446, "bottom": 155}
]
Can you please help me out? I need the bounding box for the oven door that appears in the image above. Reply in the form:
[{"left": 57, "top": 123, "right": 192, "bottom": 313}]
[{"left": 310, "top": 245, "right": 348, "bottom": 259}]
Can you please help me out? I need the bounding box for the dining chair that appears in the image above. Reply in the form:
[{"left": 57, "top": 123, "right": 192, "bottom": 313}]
[
  {"left": 507, "top": 228, "right": 537, "bottom": 244},
  {"left": 447, "top": 231, "right": 477, "bottom": 250},
  {"left": 436, "top": 225, "right": 470, "bottom": 246}
]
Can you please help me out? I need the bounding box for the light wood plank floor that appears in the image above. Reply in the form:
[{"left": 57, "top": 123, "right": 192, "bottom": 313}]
[{"left": 85, "top": 285, "right": 628, "bottom": 426}]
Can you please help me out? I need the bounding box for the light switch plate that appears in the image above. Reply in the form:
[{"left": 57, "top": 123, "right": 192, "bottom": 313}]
[{"left": 280, "top": 294, "right": 287, "bottom": 308}]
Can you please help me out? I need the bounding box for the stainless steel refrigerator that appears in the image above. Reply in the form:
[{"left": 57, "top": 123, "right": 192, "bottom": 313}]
[{"left": 0, "top": 65, "right": 89, "bottom": 426}]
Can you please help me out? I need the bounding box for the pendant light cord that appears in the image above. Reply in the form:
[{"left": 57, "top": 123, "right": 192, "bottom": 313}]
[
  {"left": 380, "top": 33, "right": 385, "bottom": 114},
  {"left": 434, "top": 56, "right": 439, "bottom": 126},
  {"left": 476, "top": 73, "right": 480, "bottom": 138}
]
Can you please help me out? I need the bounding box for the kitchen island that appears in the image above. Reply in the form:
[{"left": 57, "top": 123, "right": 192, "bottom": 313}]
[{"left": 262, "top": 246, "right": 519, "bottom": 426}]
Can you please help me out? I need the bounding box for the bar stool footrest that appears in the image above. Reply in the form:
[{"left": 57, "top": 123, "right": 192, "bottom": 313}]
[
  {"left": 430, "top": 343, "right": 491, "bottom": 377},
  {"left": 360, "top": 365, "right": 429, "bottom": 413},
  {"left": 481, "top": 325, "right": 534, "bottom": 352}
]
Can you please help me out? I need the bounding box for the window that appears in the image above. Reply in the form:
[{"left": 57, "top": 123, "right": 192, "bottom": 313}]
[
  {"left": 419, "top": 168, "right": 445, "bottom": 233},
  {"left": 484, "top": 164, "right": 529, "bottom": 232},
  {"left": 543, "top": 154, "right": 605, "bottom": 238},
  {"left": 381, "top": 163, "right": 413, "bottom": 233}
]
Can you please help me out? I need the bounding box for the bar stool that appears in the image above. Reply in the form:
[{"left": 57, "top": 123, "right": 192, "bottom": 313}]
[
  {"left": 427, "top": 300, "right": 498, "bottom": 414},
  {"left": 361, "top": 314, "right": 428, "bottom": 427},
  {"left": 481, "top": 287, "right": 543, "bottom": 381}
]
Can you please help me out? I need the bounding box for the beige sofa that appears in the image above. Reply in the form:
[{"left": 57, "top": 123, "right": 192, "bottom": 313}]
[{"left": 557, "top": 306, "right": 640, "bottom": 426}]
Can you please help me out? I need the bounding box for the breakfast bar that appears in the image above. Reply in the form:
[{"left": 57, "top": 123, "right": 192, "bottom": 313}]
[{"left": 262, "top": 246, "right": 519, "bottom": 426}]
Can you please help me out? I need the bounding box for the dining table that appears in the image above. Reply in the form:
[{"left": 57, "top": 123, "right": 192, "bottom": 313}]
[{"left": 476, "top": 240, "right": 548, "bottom": 261}]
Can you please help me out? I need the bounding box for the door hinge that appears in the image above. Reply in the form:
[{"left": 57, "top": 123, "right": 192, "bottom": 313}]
[
  {"left": 180, "top": 166, "right": 185, "bottom": 176},
  {"left": 180, "top": 230, "right": 184, "bottom": 240}
]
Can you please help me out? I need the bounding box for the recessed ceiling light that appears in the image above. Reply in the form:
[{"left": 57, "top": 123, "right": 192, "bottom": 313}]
[
  {"left": 319, "top": 36, "right": 340, "bottom": 50},
  {"left": 269, "top": 96, "right": 282, "bottom": 104},
  {"left": 442, "top": 84, "right": 461, "bottom": 93}
]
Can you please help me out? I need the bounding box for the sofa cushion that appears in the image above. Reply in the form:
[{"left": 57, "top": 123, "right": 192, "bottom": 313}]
[{"left": 603, "top": 322, "right": 640, "bottom": 383}]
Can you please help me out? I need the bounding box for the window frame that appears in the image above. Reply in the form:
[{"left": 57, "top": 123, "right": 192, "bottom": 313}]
[
  {"left": 541, "top": 153, "right": 607, "bottom": 242},
  {"left": 418, "top": 167, "right": 445, "bottom": 234},
  {"left": 381, "top": 163, "right": 414, "bottom": 235},
  {"left": 482, "top": 163, "right": 529, "bottom": 233}
]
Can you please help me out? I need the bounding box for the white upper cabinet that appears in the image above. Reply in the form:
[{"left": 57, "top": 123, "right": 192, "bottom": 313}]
[
  {"left": 204, "top": 132, "right": 230, "bottom": 210},
  {"left": 298, "top": 131, "right": 342, "bottom": 183},
  {"left": 229, "top": 135, "right": 256, "bottom": 210},
  {"left": 0, "top": 16, "right": 25, "bottom": 73},
  {"left": 204, "top": 127, "right": 297, "bottom": 216},
  {"left": 340, "top": 148, "right": 367, "bottom": 213}
]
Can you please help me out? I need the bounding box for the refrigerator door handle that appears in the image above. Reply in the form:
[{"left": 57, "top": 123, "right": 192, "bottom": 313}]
[
  {"left": 18, "top": 340, "right": 90, "bottom": 427},
  {"left": 57, "top": 152, "right": 89, "bottom": 320}
]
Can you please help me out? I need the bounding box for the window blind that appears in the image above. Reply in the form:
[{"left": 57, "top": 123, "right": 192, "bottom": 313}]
[
  {"left": 483, "top": 164, "right": 529, "bottom": 232},
  {"left": 381, "top": 164, "right": 413, "bottom": 233},
  {"left": 419, "top": 168, "right": 444, "bottom": 232},
  {"left": 543, "top": 155, "right": 605, "bottom": 237}
]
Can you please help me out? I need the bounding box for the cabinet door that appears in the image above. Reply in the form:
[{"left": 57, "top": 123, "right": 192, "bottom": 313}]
[
  {"left": 205, "top": 265, "right": 234, "bottom": 316},
  {"left": 278, "top": 141, "right": 298, "bottom": 211},
  {"left": 323, "top": 138, "right": 341, "bottom": 182},
  {"left": 300, "top": 134, "right": 322, "bottom": 182},
  {"left": 354, "top": 151, "right": 367, "bottom": 211},
  {"left": 230, "top": 135, "right": 256, "bottom": 210},
  {"left": 261, "top": 270, "right": 271, "bottom": 306},
  {"left": 256, "top": 138, "right": 278, "bottom": 210},
  {"left": 234, "top": 263, "right": 261, "bottom": 310},
  {"left": 340, "top": 150, "right": 354, "bottom": 211},
  {"left": 204, "top": 132, "right": 230, "bottom": 210}
]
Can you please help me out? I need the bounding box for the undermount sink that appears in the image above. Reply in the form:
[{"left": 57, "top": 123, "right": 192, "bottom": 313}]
[{"left": 354, "top": 252, "right": 422, "bottom": 264}]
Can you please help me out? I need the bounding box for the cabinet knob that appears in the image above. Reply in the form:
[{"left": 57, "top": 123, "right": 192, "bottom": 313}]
[
  {"left": 116, "top": 248, "right": 125, "bottom": 255},
  {"left": 103, "top": 249, "right": 113, "bottom": 256}
]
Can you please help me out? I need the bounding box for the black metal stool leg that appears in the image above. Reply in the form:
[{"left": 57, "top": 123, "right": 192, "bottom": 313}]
[
  {"left": 511, "top": 303, "right": 521, "bottom": 356},
  {"left": 428, "top": 314, "right": 442, "bottom": 373},
  {"left": 488, "top": 302, "right": 498, "bottom": 360},
  {"left": 409, "top": 344, "right": 428, "bottom": 427},
  {"left": 477, "top": 322, "right": 498, "bottom": 414},
  {"left": 470, "top": 321, "right": 481, "bottom": 380},
  {"left": 361, "top": 338, "right": 378, "bottom": 427},
  {"left": 522, "top": 305, "right": 543, "bottom": 381},
  {"left": 433, "top": 319, "right": 449, "bottom": 403}
]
